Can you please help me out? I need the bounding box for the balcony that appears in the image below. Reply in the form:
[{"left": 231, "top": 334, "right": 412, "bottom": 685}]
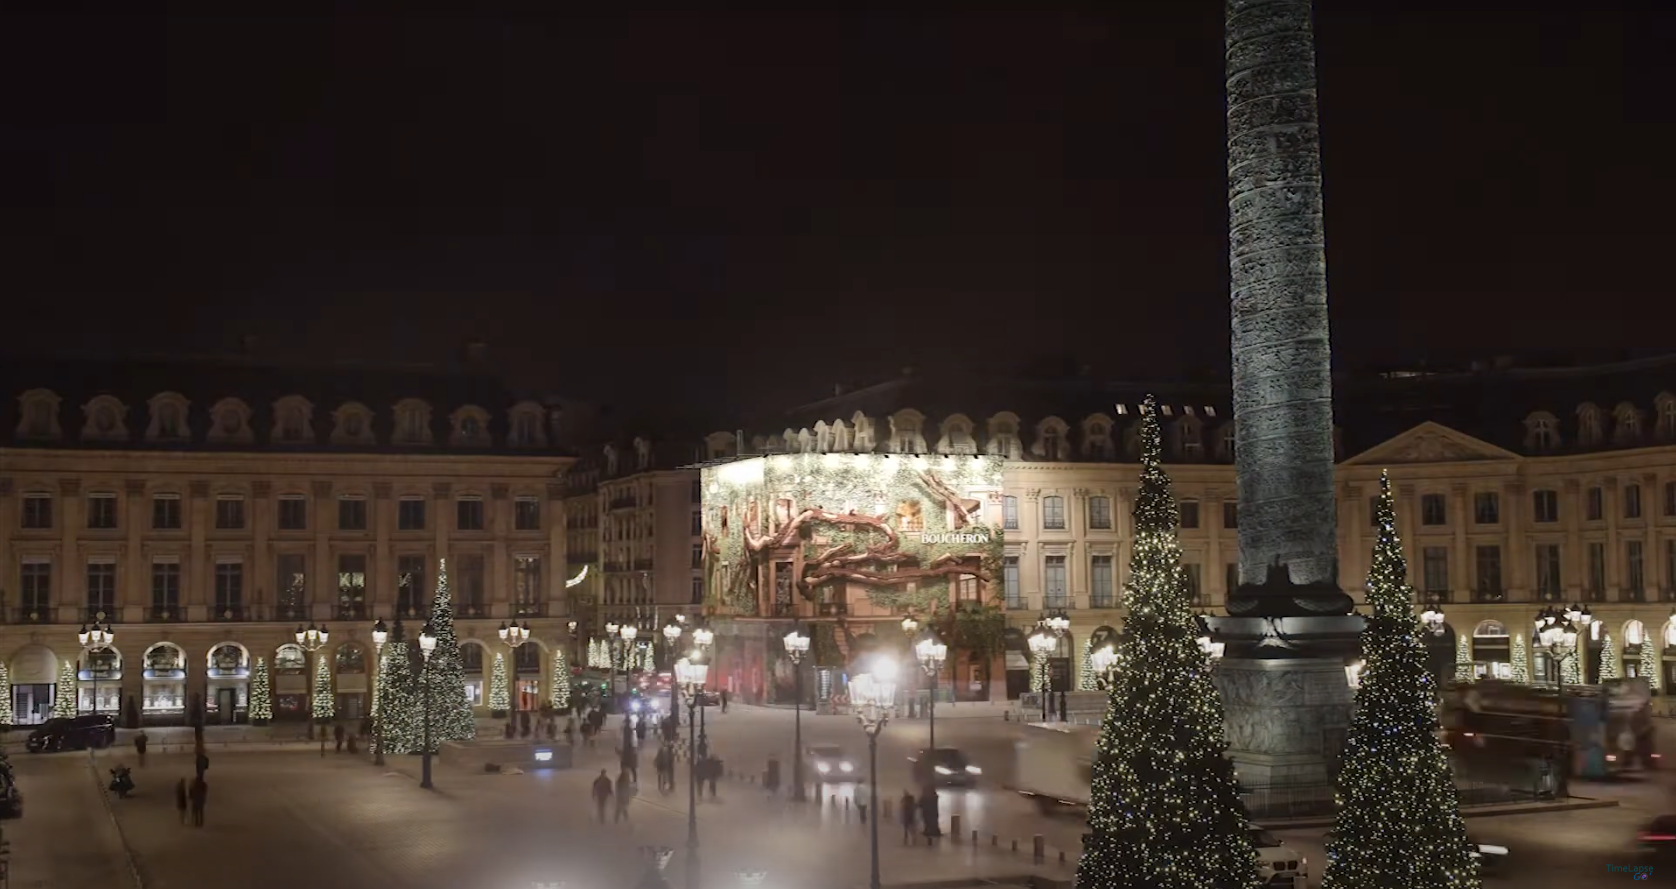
[
  {"left": 394, "top": 603, "right": 431, "bottom": 622},
  {"left": 1419, "top": 589, "right": 1452, "bottom": 605},
  {"left": 1043, "top": 593, "right": 1069, "bottom": 610},
  {"left": 147, "top": 608, "right": 184, "bottom": 623},
  {"left": 1089, "top": 594, "right": 1117, "bottom": 609},
  {"left": 337, "top": 603, "right": 367, "bottom": 621},
  {"left": 1005, "top": 596, "right": 1027, "bottom": 611},
  {"left": 1661, "top": 588, "right": 1676, "bottom": 603},
  {"left": 210, "top": 606, "right": 247, "bottom": 622},
  {"left": 82, "top": 605, "right": 118, "bottom": 624},
  {"left": 770, "top": 602, "right": 798, "bottom": 618},
  {"left": 603, "top": 562, "right": 629, "bottom": 573},
  {"left": 275, "top": 604, "right": 310, "bottom": 623},
  {"left": 1471, "top": 587, "right": 1506, "bottom": 604},
  {"left": 457, "top": 602, "right": 488, "bottom": 620},
  {"left": 568, "top": 553, "right": 598, "bottom": 566},
  {"left": 7, "top": 605, "right": 53, "bottom": 624},
  {"left": 1624, "top": 588, "right": 1648, "bottom": 603},
  {"left": 512, "top": 602, "right": 548, "bottom": 618}
]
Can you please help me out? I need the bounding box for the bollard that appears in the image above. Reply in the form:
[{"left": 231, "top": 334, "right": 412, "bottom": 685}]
[
  {"left": 1010, "top": 839, "right": 1018, "bottom": 853},
  {"left": 1032, "top": 835, "right": 1045, "bottom": 864},
  {"left": 950, "top": 814, "right": 961, "bottom": 841}
]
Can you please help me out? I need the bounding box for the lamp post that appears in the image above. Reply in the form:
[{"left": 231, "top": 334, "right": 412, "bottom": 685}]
[
  {"left": 664, "top": 618, "right": 685, "bottom": 729},
  {"left": 676, "top": 651, "right": 710, "bottom": 889},
  {"left": 296, "top": 623, "right": 329, "bottom": 747},
  {"left": 418, "top": 622, "right": 438, "bottom": 789},
  {"left": 1421, "top": 601, "right": 1447, "bottom": 635},
  {"left": 1536, "top": 607, "right": 1580, "bottom": 691},
  {"left": 1566, "top": 603, "right": 1595, "bottom": 681},
  {"left": 914, "top": 629, "right": 947, "bottom": 750},
  {"left": 370, "top": 618, "right": 388, "bottom": 767},
  {"left": 620, "top": 622, "right": 640, "bottom": 731},
  {"left": 605, "top": 620, "right": 621, "bottom": 708},
  {"left": 692, "top": 623, "right": 714, "bottom": 758},
  {"left": 1089, "top": 643, "right": 1118, "bottom": 690},
  {"left": 500, "top": 620, "right": 531, "bottom": 734},
  {"left": 783, "top": 622, "right": 810, "bottom": 801},
  {"left": 77, "top": 620, "right": 114, "bottom": 715},
  {"left": 850, "top": 654, "right": 898, "bottom": 889},
  {"left": 900, "top": 615, "right": 920, "bottom": 718},
  {"left": 1027, "top": 627, "right": 1054, "bottom": 722}
]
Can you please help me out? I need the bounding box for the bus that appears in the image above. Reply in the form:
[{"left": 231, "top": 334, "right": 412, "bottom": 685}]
[{"left": 1440, "top": 678, "right": 1655, "bottom": 785}]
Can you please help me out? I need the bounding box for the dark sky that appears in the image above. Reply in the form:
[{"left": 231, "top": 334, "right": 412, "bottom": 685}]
[{"left": 5, "top": 6, "right": 1673, "bottom": 415}]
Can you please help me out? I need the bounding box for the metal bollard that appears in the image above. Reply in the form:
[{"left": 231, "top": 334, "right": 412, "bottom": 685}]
[
  {"left": 1032, "top": 835, "right": 1045, "bottom": 864},
  {"left": 950, "top": 814, "right": 961, "bottom": 841}
]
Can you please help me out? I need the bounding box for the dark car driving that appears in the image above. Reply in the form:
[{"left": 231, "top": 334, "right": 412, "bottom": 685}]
[
  {"left": 909, "top": 747, "right": 982, "bottom": 787},
  {"left": 25, "top": 714, "right": 117, "bottom": 753}
]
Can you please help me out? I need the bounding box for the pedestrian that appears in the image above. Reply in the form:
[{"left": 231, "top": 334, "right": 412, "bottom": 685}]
[
  {"left": 592, "top": 770, "right": 613, "bottom": 823},
  {"left": 900, "top": 790, "right": 918, "bottom": 844},
  {"left": 195, "top": 751, "right": 210, "bottom": 778},
  {"left": 188, "top": 775, "right": 208, "bottom": 827},
  {"left": 346, "top": 733, "right": 359, "bottom": 755},
  {"left": 621, "top": 743, "right": 640, "bottom": 784},
  {"left": 920, "top": 785, "right": 942, "bottom": 843},
  {"left": 333, "top": 723, "right": 345, "bottom": 753},
  {"left": 655, "top": 745, "right": 674, "bottom": 793},
  {"left": 719, "top": 689, "right": 729, "bottom": 713},
  {"left": 703, "top": 755, "right": 721, "bottom": 799},
  {"left": 614, "top": 769, "right": 634, "bottom": 823},
  {"left": 174, "top": 777, "right": 188, "bottom": 825},
  {"left": 764, "top": 754, "right": 781, "bottom": 796},
  {"left": 636, "top": 714, "right": 649, "bottom": 743},
  {"left": 854, "top": 779, "right": 870, "bottom": 823},
  {"left": 134, "top": 730, "right": 149, "bottom": 767}
]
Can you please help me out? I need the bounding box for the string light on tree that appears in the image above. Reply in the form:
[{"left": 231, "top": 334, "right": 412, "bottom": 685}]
[
  {"left": 489, "top": 652, "right": 511, "bottom": 715},
  {"left": 551, "top": 648, "right": 571, "bottom": 711},
  {"left": 0, "top": 660, "right": 13, "bottom": 727},
  {"left": 312, "top": 653, "right": 335, "bottom": 723},
  {"left": 1640, "top": 640, "right": 1660, "bottom": 691},
  {"left": 1078, "top": 639, "right": 1097, "bottom": 691},
  {"left": 1075, "top": 397, "right": 1259, "bottom": 889},
  {"left": 53, "top": 660, "right": 77, "bottom": 718},
  {"left": 1454, "top": 636, "right": 1474, "bottom": 682},
  {"left": 1509, "top": 634, "right": 1529, "bottom": 684},
  {"left": 249, "top": 657, "right": 273, "bottom": 725},
  {"left": 379, "top": 635, "right": 422, "bottom": 754},
  {"left": 1321, "top": 471, "right": 1480, "bottom": 889},
  {"left": 1599, "top": 634, "right": 1620, "bottom": 681},
  {"left": 420, "top": 558, "right": 477, "bottom": 744}
]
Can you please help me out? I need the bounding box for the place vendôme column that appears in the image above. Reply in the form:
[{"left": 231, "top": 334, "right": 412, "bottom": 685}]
[{"left": 1208, "top": 0, "right": 1364, "bottom": 792}]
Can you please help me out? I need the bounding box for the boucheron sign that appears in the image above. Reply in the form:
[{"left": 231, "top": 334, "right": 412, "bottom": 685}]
[{"left": 920, "top": 530, "right": 991, "bottom": 546}]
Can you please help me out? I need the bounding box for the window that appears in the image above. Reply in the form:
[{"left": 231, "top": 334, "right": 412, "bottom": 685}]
[
  {"left": 86, "top": 493, "right": 118, "bottom": 529},
  {"left": 1091, "top": 555, "right": 1115, "bottom": 607},
  {"left": 1088, "top": 496, "right": 1113, "bottom": 530},
  {"left": 955, "top": 573, "right": 980, "bottom": 603},
  {"left": 86, "top": 561, "right": 116, "bottom": 617},
  {"left": 1042, "top": 496, "right": 1066, "bottom": 530},
  {"left": 691, "top": 576, "right": 705, "bottom": 604},
  {"left": 214, "top": 560, "right": 245, "bottom": 616},
  {"left": 1627, "top": 541, "right": 1646, "bottom": 600},
  {"left": 338, "top": 497, "right": 368, "bottom": 531},
  {"left": 214, "top": 496, "right": 245, "bottom": 530},
  {"left": 1587, "top": 543, "right": 1606, "bottom": 599},
  {"left": 278, "top": 496, "right": 308, "bottom": 531},
  {"left": 1003, "top": 556, "right": 1022, "bottom": 609},
  {"left": 396, "top": 497, "right": 426, "bottom": 531},
  {"left": 457, "top": 498, "right": 485, "bottom": 531},
  {"left": 690, "top": 479, "right": 702, "bottom": 502},
  {"left": 1222, "top": 501, "right": 1238, "bottom": 530},
  {"left": 691, "top": 543, "right": 703, "bottom": 568},
  {"left": 1003, "top": 496, "right": 1019, "bottom": 530},
  {"left": 1532, "top": 489, "right": 1559, "bottom": 524},
  {"left": 276, "top": 554, "right": 307, "bottom": 619},
  {"left": 337, "top": 554, "right": 367, "bottom": 618},
  {"left": 1420, "top": 493, "right": 1446, "bottom": 526},
  {"left": 21, "top": 494, "right": 52, "bottom": 529},
  {"left": 1473, "top": 492, "right": 1500, "bottom": 525},
  {"left": 1421, "top": 547, "right": 1449, "bottom": 594},
  {"left": 20, "top": 561, "right": 51, "bottom": 617},
  {"left": 1183, "top": 563, "right": 1204, "bottom": 606},
  {"left": 1044, "top": 555, "right": 1067, "bottom": 608},
  {"left": 1179, "top": 499, "right": 1200, "bottom": 529},
  {"left": 455, "top": 554, "right": 485, "bottom": 608},
  {"left": 1586, "top": 487, "right": 1604, "bottom": 521},
  {"left": 152, "top": 494, "right": 181, "bottom": 530},
  {"left": 1474, "top": 545, "right": 1503, "bottom": 597},
  {"left": 150, "top": 561, "right": 180, "bottom": 618},
  {"left": 396, "top": 555, "right": 426, "bottom": 617},
  {"left": 515, "top": 496, "right": 541, "bottom": 531},
  {"left": 1534, "top": 544, "right": 1562, "bottom": 601},
  {"left": 690, "top": 510, "right": 702, "bottom": 536},
  {"left": 1625, "top": 484, "right": 1643, "bottom": 519}
]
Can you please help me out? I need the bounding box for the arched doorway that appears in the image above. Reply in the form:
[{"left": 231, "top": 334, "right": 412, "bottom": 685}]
[
  {"left": 78, "top": 646, "right": 124, "bottom": 716},
  {"left": 9, "top": 643, "right": 60, "bottom": 725},
  {"left": 334, "top": 643, "right": 368, "bottom": 720},
  {"left": 1003, "top": 628, "right": 1030, "bottom": 699},
  {"left": 272, "top": 643, "right": 310, "bottom": 721},
  {"left": 206, "top": 643, "right": 250, "bottom": 724},
  {"left": 1470, "top": 621, "right": 1511, "bottom": 680},
  {"left": 1624, "top": 620, "right": 1649, "bottom": 681},
  {"left": 460, "top": 640, "right": 487, "bottom": 710},
  {"left": 142, "top": 642, "right": 187, "bottom": 723}
]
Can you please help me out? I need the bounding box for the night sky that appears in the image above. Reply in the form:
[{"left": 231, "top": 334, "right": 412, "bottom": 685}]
[{"left": 5, "top": 6, "right": 1673, "bottom": 416}]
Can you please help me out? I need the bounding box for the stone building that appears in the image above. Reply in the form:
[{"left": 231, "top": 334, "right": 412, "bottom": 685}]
[
  {"left": 700, "top": 355, "right": 1676, "bottom": 702},
  {"left": 0, "top": 355, "right": 574, "bottom": 726}
]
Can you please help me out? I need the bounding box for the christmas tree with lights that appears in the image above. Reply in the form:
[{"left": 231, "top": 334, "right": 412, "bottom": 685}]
[
  {"left": 53, "top": 660, "right": 78, "bottom": 718},
  {"left": 489, "top": 653, "right": 511, "bottom": 716},
  {"left": 312, "top": 654, "right": 335, "bottom": 723},
  {"left": 551, "top": 648, "right": 572, "bottom": 711},
  {"left": 1600, "top": 634, "right": 1620, "bottom": 680},
  {"left": 1454, "top": 636, "right": 1474, "bottom": 682},
  {"left": 249, "top": 657, "right": 273, "bottom": 725},
  {"left": 588, "top": 639, "right": 605, "bottom": 669},
  {"left": 0, "top": 660, "right": 13, "bottom": 727},
  {"left": 378, "top": 625, "right": 423, "bottom": 754},
  {"left": 420, "top": 558, "right": 477, "bottom": 742},
  {"left": 1640, "top": 640, "right": 1661, "bottom": 691},
  {"left": 1510, "top": 634, "right": 1529, "bottom": 683},
  {"left": 1076, "top": 397, "right": 1258, "bottom": 889},
  {"left": 1322, "top": 472, "right": 1479, "bottom": 889},
  {"left": 1078, "top": 640, "right": 1097, "bottom": 691}
]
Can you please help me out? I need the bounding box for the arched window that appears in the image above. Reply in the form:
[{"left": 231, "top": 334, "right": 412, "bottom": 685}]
[
  {"left": 1576, "top": 403, "right": 1604, "bottom": 448},
  {"left": 1656, "top": 393, "right": 1676, "bottom": 443},
  {"left": 1613, "top": 402, "right": 1643, "bottom": 446},
  {"left": 1524, "top": 412, "right": 1560, "bottom": 452}
]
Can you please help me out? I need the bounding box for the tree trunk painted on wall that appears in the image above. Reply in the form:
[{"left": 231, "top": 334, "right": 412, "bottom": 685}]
[{"left": 1227, "top": 0, "right": 1339, "bottom": 588}]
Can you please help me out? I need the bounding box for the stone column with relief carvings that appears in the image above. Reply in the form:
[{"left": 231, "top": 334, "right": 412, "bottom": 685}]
[
  {"left": 124, "top": 479, "right": 148, "bottom": 623},
  {"left": 187, "top": 480, "right": 211, "bottom": 621},
  {"left": 312, "top": 480, "right": 334, "bottom": 622},
  {"left": 373, "top": 482, "right": 393, "bottom": 620},
  {"left": 491, "top": 484, "right": 510, "bottom": 618}
]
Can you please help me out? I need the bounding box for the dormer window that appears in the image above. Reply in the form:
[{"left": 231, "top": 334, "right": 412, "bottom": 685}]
[
  {"left": 449, "top": 405, "right": 492, "bottom": 447},
  {"left": 147, "top": 392, "right": 190, "bottom": 442},
  {"left": 392, "top": 399, "right": 433, "bottom": 445},
  {"left": 1080, "top": 414, "right": 1116, "bottom": 460},
  {"left": 81, "top": 395, "right": 130, "bottom": 441},
  {"left": 207, "top": 398, "right": 254, "bottom": 444},
  {"left": 1577, "top": 403, "right": 1603, "bottom": 448},
  {"left": 1032, "top": 417, "right": 1070, "bottom": 461},
  {"left": 936, "top": 414, "right": 977, "bottom": 455},
  {"left": 887, "top": 409, "right": 927, "bottom": 454},
  {"left": 272, "top": 396, "right": 315, "bottom": 444},
  {"left": 1178, "top": 417, "right": 1203, "bottom": 460},
  {"left": 1524, "top": 412, "right": 1561, "bottom": 452},
  {"left": 329, "top": 402, "right": 376, "bottom": 446},
  {"left": 985, "top": 413, "right": 1023, "bottom": 460},
  {"left": 18, "top": 389, "right": 63, "bottom": 440},
  {"left": 507, "top": 402, "right": 547, "bottom": 447},
  {"left": 1614, "top": 403, "right": 1642, "bottom": 446},
  {"left": 1218, "top": 423, "right": 1237, "bottom": 461},
  {"left": 1657, "top": 393, "right": 1676, "bottom": 442}
]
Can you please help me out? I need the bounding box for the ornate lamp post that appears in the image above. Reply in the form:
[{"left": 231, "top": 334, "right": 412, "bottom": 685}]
[
  {"left": 675, "top": 651, "right": 710, "bottom": 889},
  {"left": 850, "top": 654, "right": 898, "bottom": 889},
  {"left": 77, "top": 619, "right": 114, "bottom": 715},
  {"left": 692, "top": 623, "right": 715, "bottom": 757},
  {"left": 1089, "top": 643, "right": 1119, "bottom": 690},
  {"left": 417, "top": 622, "right": 438, "bottom": 789},
  {"left": 914, "top": 629, "right": 947, "bottom": 750},
  {"left": 370, "top": 618, "right": 388, "bottom": 766},
  {"left": 499, "top": 620, "right": 531, "bottom": 733},
  {"left": 605, "top": 619, "right": 622, "bottom": 706},
  {"left": 296, "top": 623, "right": 329, "bottom": 745},
  {"left": 1536, "top": 607, "right": 1580, "bottom": 691},
  {"left": 664, "top": 618, "right": 685, "bottom": 728},
  {"left": 1045, "top": 609, "right": 1070, "bottom": 719},
  {"left": 783, "top": 622, "right": 810, "bottom": 801},
  {"left": 1420, "top": 601, "right": 1447, "bottom": 635},
  {"left": 1027, "top": 626, "right": 1054, "bottom": 722}
]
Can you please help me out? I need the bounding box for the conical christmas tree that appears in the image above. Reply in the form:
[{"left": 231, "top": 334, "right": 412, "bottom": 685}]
[
  {"left": 420, "top": 558, "right": 477, "bottom": 742},
  {"left": 1454, "top": 636, "right": 1474, "bottom": 682},
  {"left": 1322, "top": 472, "right": 1479, "bottom": 889},
  {"left": 0, "top": 659, "right": 13, "bottom": 727},
  {"left": 1076, "top": 397, "right": 1258, "bottom": 889},
  {"left": 249, "top": 657, "right": 273, "bottom": 725},
  {"left": 1078, "top": 639, "right": 1097, "bottom": 691},
  {"left": 379, "top": 624, "right": 423, "bottom": 754},
  {"left": 1600, "top": 634, "right": 1620, "bottom": 680},
  {"left": 312, "top": 654, "right": 335, "bottom": 723},
  {"left": 1640, "top": 640, "right": 1660, "bottom": 691},
  {"left": 587, "top": 639, "right": 602, "bottom": 669},
  {"left": 53, "top": 659, "right": 77, "bottom": 718},
  {"left": 489, "top": 653, "right": 511, "bottom": 716},
  {"left": 1510, "top": 634, "right": 1529, "bottom": 683},
  {"left": 551, "top": 648, "right": 572, "bottom": 711},
  {"left": 1562, "top": 646, "right": 1583, "bottom": 686}
]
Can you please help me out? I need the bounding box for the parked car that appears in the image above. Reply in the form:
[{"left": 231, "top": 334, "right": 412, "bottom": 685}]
[
  {"left": 909, "top": 747, "right": 982, "bottom": 787},
  {"left": 804, "top": 745, "right": 857, "bottom": 782},
  {"left": 24, "top": 714, "right": 117, "bottom": 753},
  {"left": 1247, "top": 825, "right": 1308, "bottom": 889}
]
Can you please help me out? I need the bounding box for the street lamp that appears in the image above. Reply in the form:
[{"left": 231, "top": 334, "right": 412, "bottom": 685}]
[
  {"left": 417, "top": 622, "right": 438, "bottom": 789},
  {"left": 914, "top": 629, "right": 947, "bottom": 750},
  {"left": 296, "top": 623, "right": 329, "bottom": 747},
  {"left": 370, "top": 618, "right": 388, "bottom": 766},
  {"left": 664, "top": 618, "right": 685, "bottom": 728},
  {"left": 783, "top": 622, "right": 811, "bottom": 801},
  {"left": 675, "top": 651, "right": 710, "bottom": 889},
  {"left": 1536, "top": 609, "right": 1579, "bottom": 691},
  {"left": 77, "top": 619, "right": 114, "bottom": 715},
  {"left": 1420, "top": 601, "right": 1447, "bottom": 635},
  {"left": 1044, "top": 609, "right": 1070, "bottom": 719},
  {"left": 499, "top": 620, "right": 531, "bottom": 735},
  {"left": 1195, "top": 614, "right": 1226, "bottom": 663},
  {"left": 851, "top": 654, "right": 898, "bottom": 889},
  {"left": 1089, "top": 643, "right": 1119, "bottom": 690},
  {"left": 1027, "top": 625, "right": 1056, "bottom": 723},
  {"left": 605, "top": 620, "right": 622, "bottom": 707},
  {"left": 691, "top": 623, "right": 715, "bottom": 758}
]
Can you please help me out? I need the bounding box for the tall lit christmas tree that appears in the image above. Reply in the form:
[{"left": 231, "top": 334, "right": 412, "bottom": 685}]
[
  {"left": 53, "top": 660, "right": 77, "bottom": 718},
  {"left": 0, "top": 660, "right": 13, "bottom": 727},
  {"left": 1076, "top": 397, "right": 1258, "bottom": 889},
  {"left": 1322, "top": 472, "right": 1479, "bottom": 889},
  {"left": 249, "top": 657, "right": 273, "bottom": 725},
  {"left": 379, "top": 624, "right": 422, "bottom": 754},
  {"left": 588, "top": 639, "right": 605, "bottom": 669},
  {"left": 312, "top": 654, "right": 335, "bottom": 723},
  {"left": 1640, "top": 641, "right": 1661, "bottom": 691},
  {"left": 1454, "top": 637, "right": 1474, "bottom": 682},
  {"left": 1078, "top": 640, "right": 1097, "bottom": 691},
  {"left": 489, "top": 653, "right": 511, "bottom": 715},
  {"left": 551, "top": 648, "right": 572, "bottom": 711},
  {"left": 1599, "top": 634, "right": 1620, "bottom": 680},
  {"left": 420, "top": 558, "right": 477, "bottom": 742},
  {"left": 1510, "top": 634, "right": 1529, "bottom": 683},
  {"left": 1562, "top": 646, "right": 1583, "bottom": 686}
]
